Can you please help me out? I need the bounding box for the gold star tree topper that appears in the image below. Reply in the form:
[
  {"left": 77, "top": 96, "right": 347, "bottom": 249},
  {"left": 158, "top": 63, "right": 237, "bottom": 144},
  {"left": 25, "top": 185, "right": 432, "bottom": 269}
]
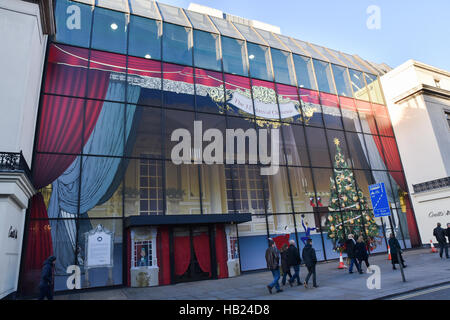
[{"left": 334, "top": 138, "right": 340, "bottom": 146}]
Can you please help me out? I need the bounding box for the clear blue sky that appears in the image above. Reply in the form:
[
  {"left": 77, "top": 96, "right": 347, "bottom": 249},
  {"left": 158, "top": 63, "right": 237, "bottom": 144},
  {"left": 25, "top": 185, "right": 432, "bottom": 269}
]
[{"left": 159, "top": 0, "right": 450, "bottom": 71}]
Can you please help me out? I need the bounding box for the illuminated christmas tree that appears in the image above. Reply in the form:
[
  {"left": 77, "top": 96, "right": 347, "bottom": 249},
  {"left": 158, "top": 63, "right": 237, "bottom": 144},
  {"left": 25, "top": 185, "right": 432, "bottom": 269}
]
[{"left": 326, "top": 138, "right": 380, "bottom": 250}]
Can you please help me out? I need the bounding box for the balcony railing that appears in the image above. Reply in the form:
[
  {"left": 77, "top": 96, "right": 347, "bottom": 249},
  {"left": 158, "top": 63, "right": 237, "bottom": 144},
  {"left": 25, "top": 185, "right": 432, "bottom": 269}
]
[
  {"left": 0, "top": 151, "right": 32, "bottom": 181},
  {"left": 412, "top": 177, "right": 450, "bottom": 194}
]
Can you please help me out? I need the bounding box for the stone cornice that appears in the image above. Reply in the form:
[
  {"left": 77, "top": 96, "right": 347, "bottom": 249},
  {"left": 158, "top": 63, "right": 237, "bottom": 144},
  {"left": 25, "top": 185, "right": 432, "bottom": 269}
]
[
  {"left": 0, "top": 172, "right": 36, "bottom": 209},
  {"left": 393, "top": 84, "right": 450, "bottom": 104}
]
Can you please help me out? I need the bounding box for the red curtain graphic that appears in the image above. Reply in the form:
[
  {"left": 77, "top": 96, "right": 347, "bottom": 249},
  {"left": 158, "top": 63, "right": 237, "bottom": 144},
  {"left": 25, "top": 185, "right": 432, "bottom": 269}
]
[
  {"left": 157, "top": 226, "right": 171, "bottom": 285},
  {"left": 215, "top": 225, "right": 229, "bottom": 279},
  {"left": 174, "top": 236, "right": 191, "bottom": 276},
  {"left": 21, "top": 193, "right": 54, "bottom": 294},
  {"left": 193, "top": 233, "right": 211, "bottom": 276},
  {"left": 273, "top": 234, "right": 290, "bottom": 250},
  {"left": 362, "top": 102, "right": 420, "bottom": 246}
]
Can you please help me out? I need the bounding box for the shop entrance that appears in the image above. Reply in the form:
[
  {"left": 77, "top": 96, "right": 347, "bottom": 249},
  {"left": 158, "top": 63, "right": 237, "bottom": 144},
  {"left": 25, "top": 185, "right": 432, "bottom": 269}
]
[{"left": 171, "top": 225, "right": 214, "bottom": 283}]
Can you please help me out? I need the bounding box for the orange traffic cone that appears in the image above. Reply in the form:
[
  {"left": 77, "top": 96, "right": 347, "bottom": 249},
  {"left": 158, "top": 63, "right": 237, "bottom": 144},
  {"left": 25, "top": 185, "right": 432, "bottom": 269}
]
[
  {"left": 430, "top": 240, "right": 438, "bottom": 253},
  {"left": 338, "top": 252, "right": 346, "bottom": 269},
  {"left": 387, "top": 245, "right": 392, "bottom": 260}
]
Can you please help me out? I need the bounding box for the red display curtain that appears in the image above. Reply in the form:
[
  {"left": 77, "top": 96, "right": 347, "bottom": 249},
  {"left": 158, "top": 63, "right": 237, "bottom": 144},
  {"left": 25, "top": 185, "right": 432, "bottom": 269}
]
[
  {"left": 273, "top": 234, "right": 290, "bottom": 250},
  {"left": 215, "top": 225, "right": 228, "bottom": 279},
  {"left": 24, "top": 44, "right": 110, "bottom": 289},
  {"left": 21, "top": 193, "right": 54, "bottom": 294},
  {"left": 193, "top": 233, "right": 211, "bottom": 276},
  {"left": 157, "top": 226, "right": 171, "bottom": 285},
  {"left": 174, "top": 236, "right": 191, "bottom": 276},
  {"left": 363, "top": 103, "right": 420, "bottom": 247}
]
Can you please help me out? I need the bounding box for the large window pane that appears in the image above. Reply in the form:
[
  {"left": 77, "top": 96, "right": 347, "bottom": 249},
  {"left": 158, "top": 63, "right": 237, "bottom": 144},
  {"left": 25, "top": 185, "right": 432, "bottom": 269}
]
[
  {"left": 128, "top": 57, "right": 162, "bottom": 106},
  {"left": 293, "top": 55, "right": 317, "bottom": 90},
  {"left": 332, "top": 64, "right": 352, "bottom": 97},
  {"left": 162, "top": 23, "right": 193, "bottom": 66},
  {"left": 193, "top": 30, "right": 221, "bottom": 71},
  {"left": 339, "top": 97, "right": 361, "bottom": 132},
  {"left": 349, "top": 69, "right": 369, "bottom": 101},
  {"left": 221, "top": 36, "right": 248, "bottom": 76},
  {"left": 281, "top": 124, "right": 310, "bottom": 166},
  {"left": 55, "top": 0, "right": 92, "bottom": 48},
  {"left": 305, "top": 127, "right": 331, "bottom": 167},
  {"left": 313, "top": 59, "right": 335, "bottom": 94},
  {"left": 327, "top": 129, "right": 351, "bottom": 169},
  {"left": 321, "top": 92, "right": 343, "bottom": 130},
  {"left": 267, "top": 167, "right": 292, "bottom": 214},
  {"left": 162, "top": 63, "right": 194, "bottom": 110},
  {"left": 201, "top": 164, "right": 229, "bottom": 214},
  {"left": 251, "top": 79, "right": 279, "bottom": 122},
  {"left": 271, "top": 48, "right": 296, "bottom": 86},
  {"left": 165, "top": 162, "right": 201, "bottom": 215},
  {"left": 91, "top": 7, "right": 127, "bottom": 54},
  {"left": 128, "top": 15, "right": 161, "bottom": 60},
  {"left": 247, "top": 43, "right": 272, "bottom": 81},
  {"left": 365, "top": 73, "right": 384, "bottom": 104},
  {"left": 165, "top": 109, "right": 195, "bottom": 160},
  {"left": 276, "top": 84, "right": 301, "bottom": 124},
  {"left": 299, "top": 88, "right": 323, "bottom": 127},
  {"left": 195, "top": 69, "right": 224, "bottom": 114},
  {"left": 345, "top": 132, "right": 371, "bottom": 170},
  {"left": 224, "top": 74, "right": 253, "bottom": 118},
  {"left": 289, "top": 167, "right": 315, "bottom": 212}
]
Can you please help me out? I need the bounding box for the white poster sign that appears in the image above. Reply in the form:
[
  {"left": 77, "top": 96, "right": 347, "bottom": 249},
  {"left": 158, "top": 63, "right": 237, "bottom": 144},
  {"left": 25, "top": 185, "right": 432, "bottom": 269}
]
[{"left": 85, "top": 224, "right": 114, "bottom": 269}]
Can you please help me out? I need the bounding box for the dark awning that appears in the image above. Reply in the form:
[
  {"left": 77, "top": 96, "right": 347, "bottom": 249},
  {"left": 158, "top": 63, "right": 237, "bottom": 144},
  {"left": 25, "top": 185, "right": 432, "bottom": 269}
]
[{"left": 124, "top": 213, "right": 251, "bottom": 228}]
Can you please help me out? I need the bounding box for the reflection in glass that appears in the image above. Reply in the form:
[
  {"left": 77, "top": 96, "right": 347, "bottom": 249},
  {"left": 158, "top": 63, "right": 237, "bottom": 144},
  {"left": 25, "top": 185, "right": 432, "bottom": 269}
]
[
  {"left": 222, "top": 36, "right": 248, "bottom": 76},
  {"left": 331, "top": 64, "right": 352, "bottom": 97},
  {"left": 247, "top": 43, "right": 273, "bottom": 81},
  {"left": 293, "top": 55, "right": 317, "bottom": 90},
  {"left": 55, "top": 0, "right": 92, "bottom": 47},
  {"left": 271, "top": 48, "right": 296, "bottom": 86},
  {"left": 91, "top": 7, "right": 127, "bottom": 54},
  {"left": 365, "top": 74, "right": 384, "bottom": 104},
  {"left": 201, "top": 164, "right": 228, "bottom": 214},
  {"left": 305, "top": 127, "right": 331, "bottom": 167},
  {"left": 313, "top": 59, "right": 335, "bottom": 94},
  {"left": 162, "top": 23, "right": 193, "bottom": 66},
  {"left": 349, "top": 69, "right": 369, "bottom": 101},
  {"left": 128, "top": 16, "right": 161, "bottom": 60},
  {"left": 193, "top": 30, "right": 221, "bottom": 71}
]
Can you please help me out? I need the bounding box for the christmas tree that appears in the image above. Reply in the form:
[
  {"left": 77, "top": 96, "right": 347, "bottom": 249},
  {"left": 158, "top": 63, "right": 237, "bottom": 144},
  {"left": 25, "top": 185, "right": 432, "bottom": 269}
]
[{"left": 326, "top": 138, "right": 380, "bottom": 250}]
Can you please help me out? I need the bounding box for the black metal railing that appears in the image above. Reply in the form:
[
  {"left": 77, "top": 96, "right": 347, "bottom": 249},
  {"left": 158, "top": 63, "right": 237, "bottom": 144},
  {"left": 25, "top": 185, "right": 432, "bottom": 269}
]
[
  {"left": 0, "top": 151, "right": 32, "bottom": 181},
  {"left": 413, "top": 177, "right": 450, "bottom": 193}
]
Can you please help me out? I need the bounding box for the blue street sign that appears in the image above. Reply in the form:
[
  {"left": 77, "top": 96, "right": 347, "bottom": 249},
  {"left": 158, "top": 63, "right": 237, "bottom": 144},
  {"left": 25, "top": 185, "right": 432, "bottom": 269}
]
[{"left": 368, "top": 182, "right": 391, "bottom": 217}]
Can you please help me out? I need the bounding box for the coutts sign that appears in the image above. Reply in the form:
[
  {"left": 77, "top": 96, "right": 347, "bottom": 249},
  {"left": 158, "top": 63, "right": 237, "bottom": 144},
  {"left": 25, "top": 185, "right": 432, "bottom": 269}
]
[{"left": 428, "top": 210, "right": 450, "bottom": 218}]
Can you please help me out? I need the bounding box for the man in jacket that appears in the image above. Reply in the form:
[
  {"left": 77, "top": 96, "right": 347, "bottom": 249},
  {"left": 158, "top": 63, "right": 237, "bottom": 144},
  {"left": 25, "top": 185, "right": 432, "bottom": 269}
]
[
  {"left": 302, "top": 238, "right": 318, "bottom": 288},
  {"left": 446, "top": 223, "right": 450, "bottom": 243},
  {"left": 265, "top": 238, "right": 283, "bottom": 294},
  {"left": 39, "top": 255, "right": 56, "bottom": 300},
  {"left": 345, "top": 234, "right": 362, "bottom": 274},
  {"left": 287, "top": 240, "right": 302, "bottom": 286},
  {"left": 433, "top": 222, "right": 449, "bottom": 259}
]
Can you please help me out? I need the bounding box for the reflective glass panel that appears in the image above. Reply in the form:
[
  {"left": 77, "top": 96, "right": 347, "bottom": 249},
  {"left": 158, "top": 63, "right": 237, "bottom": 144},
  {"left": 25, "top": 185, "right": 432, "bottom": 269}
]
[
  {"left": 54, "top": 0, "right": 92, "bottom": 47},
  {"left": 349, "top": 69, "right": 369, "bottom": 101},
  {"left": 128, "top": 16, "right": 161, "bottom": 60},
  {"left": 332, "top": 64, "right": 353, "bottom": 97},
  {"left": 91, "top": 7, "right": 127, "bottom": 54},
  {"left": 271, "top": 48, "right": 296, "bottom": 86},
  {"left": 247, "top": 42, "right": 273, "bottom": 81},
  {"left": 313, "top": 59, "right": 335, "bottom": 94},
  {"left": 162, "top": 23, "right": 193, "bottom": 66},
  {"left": 293, "top": 55, "right": 317, "bottom": 90},
  {"left": 193, "top": 30, "right": 221, "bottom": 71},
  {"left": 221, "top": 36, "right": 248, "bottom": 76}
]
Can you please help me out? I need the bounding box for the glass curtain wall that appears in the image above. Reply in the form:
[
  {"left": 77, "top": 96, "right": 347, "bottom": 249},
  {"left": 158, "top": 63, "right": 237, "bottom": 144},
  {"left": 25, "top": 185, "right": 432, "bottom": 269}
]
[{"left": 21, "top": 0, "right": 415, "bottom": 294}]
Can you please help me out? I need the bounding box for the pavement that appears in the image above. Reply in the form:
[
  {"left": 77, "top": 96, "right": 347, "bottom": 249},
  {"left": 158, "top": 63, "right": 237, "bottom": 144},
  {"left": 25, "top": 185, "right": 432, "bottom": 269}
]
[{"left": 52, "top": 248, "right": 450, "bottom": 300}]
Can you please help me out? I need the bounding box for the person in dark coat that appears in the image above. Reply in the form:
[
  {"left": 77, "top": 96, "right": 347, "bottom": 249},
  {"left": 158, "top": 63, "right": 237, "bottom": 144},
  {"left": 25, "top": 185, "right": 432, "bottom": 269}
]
[
  {"left": 287, "top": 240, "right": 302, "bottom": 286},
  {"left": 39, "top": 256, "right": 56, "bottom": 300},
  {"left": 302, "top": 238, "right": 318, "bottom": 288},
  {"left": 446, "top": 223, "right": 450, "bottom": 243},
  {"left": 433, "top": 222, "right": 449, "bottom": 259},
  {"left": 388, "top": 233, "right": 407, "bottom": 270},
  {"left": 265, "top": 238, "right": 283, "bottom": 294},
  {"left": 355, "top": 236, "right": 370, "bottom": 272},
  {"left": 280, "top": 244, "right": 293, "bottom": 286},
  {"left": 345, "top": 234, "right": 362, "bottom": 274}
]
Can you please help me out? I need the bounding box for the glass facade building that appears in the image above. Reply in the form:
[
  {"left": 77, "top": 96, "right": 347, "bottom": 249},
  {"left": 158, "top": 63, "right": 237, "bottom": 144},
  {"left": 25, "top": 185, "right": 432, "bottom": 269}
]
[{"left": 19, "top": 0, "right": 420, "bottom": 295}]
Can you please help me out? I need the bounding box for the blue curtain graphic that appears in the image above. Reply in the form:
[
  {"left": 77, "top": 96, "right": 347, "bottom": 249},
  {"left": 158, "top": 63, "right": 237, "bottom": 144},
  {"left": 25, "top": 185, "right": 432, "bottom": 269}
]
[{"left": 48, "top": 79, "right": 140, "bottom": 272}]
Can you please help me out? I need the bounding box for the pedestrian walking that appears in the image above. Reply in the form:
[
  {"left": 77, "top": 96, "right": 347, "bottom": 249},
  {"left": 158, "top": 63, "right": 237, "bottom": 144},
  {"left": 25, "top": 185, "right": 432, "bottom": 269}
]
[
  {"left": 355, "top": 236, "right": 370, "bottom": 272},
  {"left": 345, "top": 234, "right": 362, "bottom": 274},
  {"left": 38, "top": 255, "right": 56, "bottom": 300},
  {"left": 265, "top": 238, "right": 283, "bottom": 294},
  {"left": 280, "top": 244, "right": 293, "bottom": 286},
  {"left": 287, "top": 240, "right": 302, "bottom": 286},
  {"left": 302, "top": 238, "right": 318, "bottom": 288},
  {"left": 446, "top": 223, "right": 450, "bottom": 243},
  {"left": 388, "top": 233, "right": 407, "bottom": 270},
  {"left": 433, "top": 222, "right": 449, "bottom": 259}
]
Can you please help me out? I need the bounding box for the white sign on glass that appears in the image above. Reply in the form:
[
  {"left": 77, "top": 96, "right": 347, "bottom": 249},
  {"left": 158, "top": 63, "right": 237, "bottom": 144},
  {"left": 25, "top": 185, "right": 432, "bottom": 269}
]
[{"left": 84, "top": 224, "right": 114, "bottom": 269}]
